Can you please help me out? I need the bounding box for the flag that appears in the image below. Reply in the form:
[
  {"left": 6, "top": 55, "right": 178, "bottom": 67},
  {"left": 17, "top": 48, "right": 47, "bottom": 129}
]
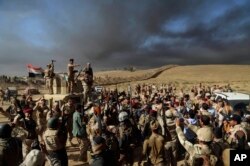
[{"left": 26, "top": 64, "right": 44, "bottom": 77}]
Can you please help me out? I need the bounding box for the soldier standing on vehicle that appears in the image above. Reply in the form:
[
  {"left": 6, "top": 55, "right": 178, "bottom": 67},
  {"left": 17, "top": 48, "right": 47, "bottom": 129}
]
[
  {"left": 44, "top": 60, "right": 55, "bottom": 94},
  {"left": 82, "top": 63, "right": 93, "bottom": 104},
  {"left": 0, "top": 123, "right": 23, "bottom": 166},
  {"left": 67, "top": 58, "right": 80, "bottom": 94}
]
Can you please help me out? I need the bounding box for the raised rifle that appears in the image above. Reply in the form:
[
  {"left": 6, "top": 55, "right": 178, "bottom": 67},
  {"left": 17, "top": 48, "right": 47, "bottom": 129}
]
[{"left": 75, "top": 65, "right": 84, "bottom": 82}]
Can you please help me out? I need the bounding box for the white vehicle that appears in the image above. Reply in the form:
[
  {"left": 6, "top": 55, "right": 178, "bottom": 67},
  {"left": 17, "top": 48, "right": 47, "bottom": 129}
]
[
  {"left": 94, "top": 86, "right": 103, "bottom": 92},
  {"left": 213, "top": 92, "right": 250, "bottom": 111}
]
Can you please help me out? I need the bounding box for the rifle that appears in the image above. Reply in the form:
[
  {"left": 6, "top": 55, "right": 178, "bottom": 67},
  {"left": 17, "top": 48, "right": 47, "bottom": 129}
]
[
  {"left": 75, "top": 65, "right": 84, "bottom": 82},
  {"left": 48, "top": 60, "right": 55, "bottom": 77}
]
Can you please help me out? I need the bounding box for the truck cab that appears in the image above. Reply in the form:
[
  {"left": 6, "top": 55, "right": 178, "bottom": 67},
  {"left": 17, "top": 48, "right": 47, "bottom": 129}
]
[{"left": 213, "top": 92, "right": 250, "bottom": 112}]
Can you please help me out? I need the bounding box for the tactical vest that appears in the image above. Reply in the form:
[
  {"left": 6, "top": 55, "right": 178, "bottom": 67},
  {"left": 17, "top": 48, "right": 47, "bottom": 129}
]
[
  {"left": 185, "top": 144, "right": 217, "bottom": 166},
  {"left": 44, "top": 129, "right": 63, "bottom": 152},
  {"left": 227, "top": 124, "right": 248, "bottom": 145}
]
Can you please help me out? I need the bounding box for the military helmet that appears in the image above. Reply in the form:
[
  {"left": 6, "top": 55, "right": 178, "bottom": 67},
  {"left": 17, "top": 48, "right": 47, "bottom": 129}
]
[
  {"left": 47, "top": 117, "right": 59, "bottom": 129},
  {"left": 0, "top": 123, "right": 12, "bottom": 138},
  {"left": 118, "top": 111, "right": 129, "bottom": 122}
]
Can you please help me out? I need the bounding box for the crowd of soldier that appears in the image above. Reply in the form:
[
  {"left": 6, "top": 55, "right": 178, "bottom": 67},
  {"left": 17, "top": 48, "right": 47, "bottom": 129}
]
[{"left": 0, "top": 70, "right": 250, "bottom": 166}]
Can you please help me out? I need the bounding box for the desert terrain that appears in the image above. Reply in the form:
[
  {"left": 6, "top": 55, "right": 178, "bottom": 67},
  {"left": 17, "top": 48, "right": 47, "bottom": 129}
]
[
  {"left": 95, "top": 65, "right": 250, "bottom": 93},
  {"left": 0, "top": 64, "right": 250, "bottom": 165}
]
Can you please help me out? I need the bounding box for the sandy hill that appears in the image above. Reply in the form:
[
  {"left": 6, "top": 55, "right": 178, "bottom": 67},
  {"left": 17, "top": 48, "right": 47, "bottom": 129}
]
[{"left": 95, "top": 65, "right": 250, "bottom": 93}]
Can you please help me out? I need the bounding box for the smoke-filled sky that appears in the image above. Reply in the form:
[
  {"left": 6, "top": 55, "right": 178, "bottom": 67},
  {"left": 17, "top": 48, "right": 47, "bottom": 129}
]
[{"left": 0, "top": 0, "right": 250, "bottom": 76}]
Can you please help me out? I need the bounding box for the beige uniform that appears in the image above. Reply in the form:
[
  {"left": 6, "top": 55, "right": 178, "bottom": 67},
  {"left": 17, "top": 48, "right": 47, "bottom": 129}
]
[
  {"left": 78, "top": 73, "right": 92, "bottom": 104},
  {"left": 143, "top": 132, "right": 165, "bottom": 165},
  {"left": 44, "top": 64, "right": 54, "bottom": 94},
  {"left": 34, "top": 105, "right": 49, "bottom": 141},
  {"left": 176, "top": 126, "right": 217, "bottom": 165},
  {"left": 67, "top": 64, "right": 75, "bottom": 93}
]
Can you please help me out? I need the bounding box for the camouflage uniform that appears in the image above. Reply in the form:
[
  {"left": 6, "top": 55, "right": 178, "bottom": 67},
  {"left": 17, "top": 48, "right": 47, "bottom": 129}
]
[
  {"left": 61, "top": 103, "right": 75, "bottom": 143},
  {"left": 22, "top": 118, "right": 38, "bottom": 158},
  {"left": 226, "top": 124, "right": 248, "bottom": 149},
  {"left": 241, "top": 120, "right": 250, "bottom": 142},
  {"left": 78, "top": 72, "right": 93, "bottom": 104},
  {"left": 44, "top": 63, "right": 55, "bottom": 94},
  {"left": 43, "top": 128, "right": 68, "bottom": 166},
  {"left": 176, "top": 126, "right": 217, "bottom": 165},
  {"left": 33, "top": 103, "right": 49, "bottom": 141},
  {"left": 67, "top": 60, "right": 79, "bottom": 94}
]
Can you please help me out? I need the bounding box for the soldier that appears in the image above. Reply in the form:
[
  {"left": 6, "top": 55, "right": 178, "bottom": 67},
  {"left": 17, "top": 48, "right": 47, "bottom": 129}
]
[
  {"left": 82, "top": 63, "right": 94, "bottom": 104},
  {"left": 0, "top": 123, "right": 23, "bottom": 166},
  {"left": 225, "top": 114, "right": 248, "bottom": 150},
  {"left": 21, "top": 108, "right": 38, "bottom": 158},
  {"left": 43, "top": 117, "right": 68, "bottom": 166},
  {"left": 163, "top": 109, "right": 178, "bottom": 166},
  {"left": 61, "top": 98, "right": 75, "bottom": 145},
  {"left": 117, "top": 111, "right": 137, "bottom": 165},
  {"left": 176, "top": 118, "right": 217, "bottom": 166},
  {"left": 44, "top": 60, "right": 55, "bottom": 94},
  {"left": 142, "top": 120, "right": 166, "bottom": 166},
  {"left": 72, "top": 104, "right": 89, "bottom": 162},
  {"left": 210, "top": 127, "right": 229, "bottom": 166},
  {"left": 33, "top": 98, "right": 49, "bottom": 141},
  {"left": 46, "top": 102, "right": 62, "bottom": 121},
  {"left": 6, "top": 97, "right": 20, "bottom": 122},
  {"left": 67, "top": 58, "right": 80, "bottom": 94}
]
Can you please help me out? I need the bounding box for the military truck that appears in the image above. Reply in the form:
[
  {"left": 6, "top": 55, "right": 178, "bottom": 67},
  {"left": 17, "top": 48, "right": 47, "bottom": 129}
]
[
  {"left": 42, "top": 73, "right": 84, "bottom": 108},
  {"left": 43, "top": 93, "right": 84, "bottom": 108}
]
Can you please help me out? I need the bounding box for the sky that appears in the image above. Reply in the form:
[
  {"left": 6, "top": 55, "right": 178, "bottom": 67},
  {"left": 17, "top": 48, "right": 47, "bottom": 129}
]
[{"left": 0, "top": 0, "right": 249, "bottom": 76}]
